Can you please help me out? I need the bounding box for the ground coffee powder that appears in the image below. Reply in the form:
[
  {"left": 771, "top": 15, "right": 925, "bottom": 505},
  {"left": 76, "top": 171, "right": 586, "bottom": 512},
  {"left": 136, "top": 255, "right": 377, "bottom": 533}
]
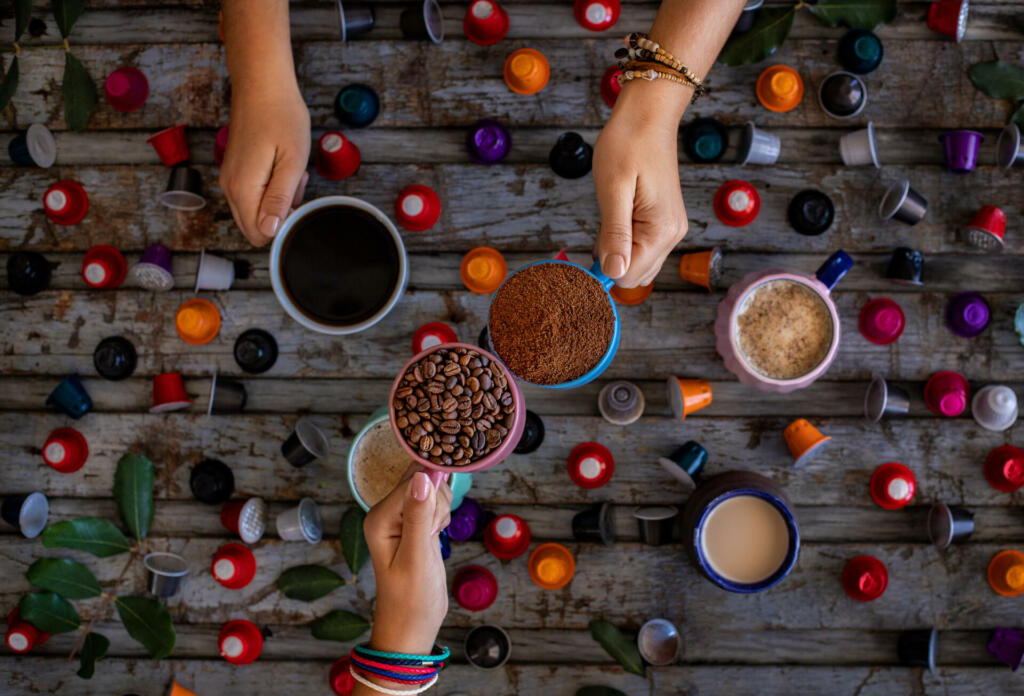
[{"left": 489, "top": 263, "right": 614, "bottom": 385}]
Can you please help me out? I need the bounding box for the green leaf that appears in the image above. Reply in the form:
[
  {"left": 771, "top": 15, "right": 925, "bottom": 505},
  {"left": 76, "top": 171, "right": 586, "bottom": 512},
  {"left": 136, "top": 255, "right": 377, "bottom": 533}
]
[
  {"left": 113, "top": 453, "right": 154, "bottom": 542},
  {"left": 26, "top": 558, "right": 102, "bottom": 599},
  {"left": 808, "top": 0, "right": 897, "bottom": 30},
  {"left": 969, "top": 61, "right": 1024, "bottom": 101},
  {"left": 1012, "top": 102, "right": 1024, "bottom": 129},
  {"left": 15, "top": 0, "right": 34, "bottom": 40},
  {"left": 576, "top": 688, "right": 628, "bottom": 696},
  {"left": 115, "top": 596, "right": 176, "bottom": 659},
  {"left": 0, "top": 57, "right": 20, "bottom": 114},
  {"left": 52, "top": 0, "right": 84, "bottom": 37},
  {"left": 310, "top": 610, "right": 372, "bottom": 642},
  {"left": 18, "top": 592, "right": 81, "bottom": 634},
  {"left": 77, "top": 632, "right": 109, "bottom": 679},
  {"left": 62, "top": 51, "right": 96, "bottom": 132},
  {"left": 588, "top": 620, "right": 646, "bottom": 677},
  {"left": 42, "top": 518, "right": 131, "bottom": 558},
  {"left": 718, "top": 7, "right": 796, "bottom": 67},
  {"left": 339, "top": 506, "right": 370, "bottom": 576},
  {"left": 277, "top": 565, "right": 345, "bottom": 602}
]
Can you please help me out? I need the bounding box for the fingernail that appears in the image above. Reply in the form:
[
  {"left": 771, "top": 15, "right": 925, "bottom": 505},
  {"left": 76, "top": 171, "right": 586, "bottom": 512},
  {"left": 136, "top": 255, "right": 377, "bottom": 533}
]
[
  {"left": 411, "top": 472, "right": 431, "bottom": 501},
  {"left": 604, "top": 254, "right": 627, "bottom": 277},
  {"left": 260, "top": 215, "right": 280, "bottom": 239}
]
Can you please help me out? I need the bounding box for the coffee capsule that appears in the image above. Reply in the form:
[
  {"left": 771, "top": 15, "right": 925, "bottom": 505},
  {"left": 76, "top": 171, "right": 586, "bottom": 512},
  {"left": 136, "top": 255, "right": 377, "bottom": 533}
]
[
  {"left": 610, "top": 281, "right": 654, "bottom": 306},
  {"left": 818, "top": 71, "right": 867, "bottom": 119},
  {"left": 450, "top": 473, "right": 473, "bottom": 512},
  {"left": 395, "top": 184, "right": 442, "bottom": 231},
  {"left": 984, "top": 445, "right": 1024, "bottom": 493},
  {"left": 281, "top": 417, "right": 331, "bottom": 468},
  {"left": 879, "top": 180, "right": 927, "bottom": 225},
  {"left": 234, "top": 329, "right": 278, "bottom": 374},
  {"left": 756, "top": 64, "right": 803, "bottom": 113},
  {"left": 568, "top": 441, "right": 614, "bottom": 489},
  {"left": 657, "top": 440, "right": 707, "bottom": 491},
  {"left": 195, "top": 249, "right": 238, "bottom": 291},
  {"left": 678, "top": 247, "right": 721, "bottom": 292},
  {"left": 504, "top": 48, "right": 550, "bottom": 95},
  {"left": 93, "top": 336, "right": 137, "bottom": 380},
  {"left": 337, "top": 1, "right": 375, "bottom": 41},
  {"left": 923, "top": 370, "right": 969, "bottom": 417},
  {"left": 514, "top": 410, "right": 545, "bottom": 454},
  {"left": 713, "top": 180, "right": 760, "bottom": 227},
  {"left": 1, "top": 492, "right": 49, "bottom": 539},
  {"left": 666, "top": 376, "right": 712, "bottom": 420},
  {"left": 737, "top": 121, "right": 780, "bottom": 166},
  {"left": 276, "top": 497, "right": 323, "bottom": 543},
  {"left": 159, "top": 164, "right": 206, "bottom": 211},
  {"left": 927, "top": 0, "right": 968, "bottom": 41},
  {"left": 46, "top": 374, "right": 93, "bottom": 419},
  {"left": 898, "top": 628, "right": 938, "bottom": 671},
  {"left": 987, "top": 550, "right": 1024, "bottom": 597},
  {"left": 842, "top": 555, "right": 888, "bottom": 601},
  {"left": 176, "top": 298, "right": 221, "bottom": 345},
  {"left": 927, "top": 502, "right": 974, "bottom": 549},
  {"left": 464, "top": 0, "right": 509, "bottom": 45},
  {"left": 211, "top": 543, "right": 257, "bottom": 590},
  {"left": 838, "top": 29, "right": 883, "bottom": 74},
  {"left": 787, "top": 189, "right": 834, "bottom": 236},
  {"left": 334, "top": 84, "right": 379, "bottom": 128},
  {"left": 633, "top": 505, "right": 678, "bottom": 546},
  {"left": 683, "top": 117, "right": 727, "bottom": 164},
  {"left": 400, "top": 0, "right": 444, "bottom": 43},
  {"left": 44, "top": 180, "right": 88, "bottom": 226},
  {"left": 467, "top": 119, "right": 511, "bottom": 164},
  {"left": 572, "top": 501, "right": 614, "bottom": 545},
  {"left": 600, "top": 64, "right": 623, "bottom": 107},
  {"left": 150, "top": 372, "right": 193, "bottom": 413},
  {"left": 528, "top": 542, "right": 575, "bottom": 590},
  {"left": 43, "top": 427, "right": 89, "bottom": 473},
  {"left": 996, "top": 123, "right": 1023, "bottom": 170},
  {"left": 574, "top": 0, "right": 619, "bottom": 31},
  {"left": 988, "top": 627, "right": 1024, "bottom": 671},
  {"left": 82, "top": 245, "right": 127, "bottom": 289},
  {"left": 221, "top": 497, "right": 268, "bottom": 543},
  {"left": 972, "top": 385, "right": 1018, "bottom": 432},
  {"left": 960, "top": 205, "right": 1006, "bottom": 250},
  {"left": 329, "top": 656, "right": 355, "bottom": 696},
  {"left": 885, "top": 247, "right": 925, "bottom": 285},
  {"left": 484, "top": 513, "right": 531, "bottom": 559},
  {"left": 732, "top": 0, "right": 763, "bottom": 34},
  {"left": 208, "top": 374, "right": 247, "bottom": 415},
  {"left": 7, "top": 123, "right": 56, "bottom": 167},
  {"left": 105, "top": 66, "right": 149, "bottom": 112},
  {"left": 637, "top": 618, "right": 680, "bottom": 666},
  {"left": 147, "top": 125, "right": 190, "bottom": 167},
  {"left": 170, "top": 680, "right": 199, "bottom": 696},
  {"left": 315, "top": 131, "right": 361, "bottom": 180},
  {"left": 448, "top": 496, "right": 484, "bottom": 542},
  {"left": 412, "top": 322, "right": 457, "bottom": 354},
  {"left": 549, "top": 132, "right": 593, "bottom": 179},
  {"left": 218, "top": 619, "right": 263, "bottom": 665},
  {"left": 783, "top": 418, "right": 831, "bottom": 467},
  {"left": 190, "top": 458, "right": 235, "bottom": 505},
  {"left": 213, "top": 125, "right": 229, "bottom": 166},
  {"left": 939, "top": 129, "right": 984, "bottom": 173},
  {"left": 465, "top": 624, "right": 511, "bottom": 669},
  {"left": 869, "top": 462, "right": 916, "bottom": 510},
  {"left": 132, "top": 243, "right": 174, "bottom": 291},
  {"left": 945, "top": 291, "right": 990, "bottom": 338},
  {"left": 864, "top": 376, "right": 910, "bottom": 423},
  {"left": 859, "top": 298, "right": 905, "bottom": 345},
  {"left": 598, "top": 380, "right": 645, "bottom": 426},
  {"left": 839, "top": 122, "right": 880, "bottom": 168},
  {"left": 460, "top": 247, "right": 507, "bottom": 293},
  {"left": 1017, "top": 303, "right": 1024, "bottom": 348},
  {"left": 452, "top": 565, "right": 498, "bottom": 610},
  {"left": 5, "top": 608, "right": 50, "bottom": 654},
  {"left": 143, "top": 551, "right": 190, "bottom": 597},
  {"left": 7, "top": 251, "right": 52, "bottom": 295}
]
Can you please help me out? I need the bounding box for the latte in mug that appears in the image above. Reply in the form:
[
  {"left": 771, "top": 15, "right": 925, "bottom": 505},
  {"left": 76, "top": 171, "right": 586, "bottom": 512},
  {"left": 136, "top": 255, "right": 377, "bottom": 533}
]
[
  {"left": 700, "top": 494, "right": 791, "bottom": 584},
  {"left": 350, "top": 420, "right": 411, "bottom": 509}
]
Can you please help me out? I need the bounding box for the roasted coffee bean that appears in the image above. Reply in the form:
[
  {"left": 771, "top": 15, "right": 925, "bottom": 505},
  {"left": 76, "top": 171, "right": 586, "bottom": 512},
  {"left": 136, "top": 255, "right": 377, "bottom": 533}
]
[
  {"left": 440, "top": 420, "right": 461, "bottom": 435},
  {"left": 441, "top": 443, "right": 454, "bottom": 454},
  {"left": 471, "top": 404, "right": 484, "bottom": 419},
  {"left": 422, "top": 421, "right": 434, "bottom": 433},
  {"left": 441, "top": 434, "right": 456, "bottom": 444},
  {"left": 430, "top": 394, "right": 441, "bottom": 410},
  {"left": 500, "top": 393, "right": 513, "bottom": 407},
  {"left": 396, "top": 386, "right": 413, "bottom": 399},
  {"left": 454, "top": 447, "right": 465, "bottom": 460},
  {"left": 476, "top": 420, "right": 491, "bottom": 432},
  {"left": 445, "top": 375, "right": 458, "bottom": 390},
  {"left": 428, "top": 353, "right": 442, "bottom": 363},
  {"left": 502, "top": 404, "right": 514, "bottom": 414},
  {"left": 495, "top": 374, "right": 507, "bottom": 389},
  {"left": 396, "top": 416, "right": 409, "bottom": 429},
  {"left": 407, "top": 412, "right": 420, "bottom": 425},
  {"left": 430, "top": 445, "right": 442, "bottom": 457},
  {"left": 416, "top": 399, "right": 430, "bottom": 413},
  {"left": 479, "top": 373, "right": 492, "bottom": 391},
  {"left": 495, "top": 424, "right": 508, "bottom": 437},
  {"left": 409, "top": 424, "right": 426, "bottom": 441},
  {"left": 442, "top": 397, "right": 457, "bottom": 412},
  {"left": 480, "top": 355, "right": 490, "bottom": 366},
  {"left": 483, "top": 393, "right": 497, "bottom": 411},
  {"left": 451, "top": 384, "right": 464, "bottom": 397},
  {"left": 424, "top": 361, "right": 437, "bottom": 378},
  {"left": 426, "top": 381, "right": 445, "bottom": 394},
  {"left": 462, "top": 425, "right": 475, "bottom": 437},
  {"left": 472, "top": 390, "right": 484, "bottom": 405},
  {"left": 443, "top": 456, "right": 453, "bottom": 465},
  {"left": 419, "top": 434, "right": 434, "bottom": 451},
  {"left": 420, "top": 450, "right": 430, "bottom": 459},
  {"left": 472, "top": 431, "right": 486, "bottom": 451},
  {"left": 485, "top": 429, "right": 501, "bottom": 449},
  {"left": 413, "top": 365, "right": 423, "bottom": 382},
  {"left": 405, "top": 395, "right": 418, "bottom": 409},
  {"left": 444, "top": 362, "right": 461, "bottom": 376},
  {"left": 466, "top": 376, "right": 480, "bottom": 392},
  {"left": 442, "top": 410, "right": 458, "bottom": 422},
  {"left": 504, "top": 413, "right": 515, "bottom": 428},
  {"left": 459, "top": 435, "right": 471, "bottom": 448}
]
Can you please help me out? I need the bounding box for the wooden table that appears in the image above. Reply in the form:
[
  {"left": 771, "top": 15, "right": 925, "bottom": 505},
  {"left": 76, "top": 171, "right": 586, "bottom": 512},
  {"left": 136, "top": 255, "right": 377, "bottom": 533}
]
[{"left": 3, "top": 1, "right": 1024, "bottom": 694}]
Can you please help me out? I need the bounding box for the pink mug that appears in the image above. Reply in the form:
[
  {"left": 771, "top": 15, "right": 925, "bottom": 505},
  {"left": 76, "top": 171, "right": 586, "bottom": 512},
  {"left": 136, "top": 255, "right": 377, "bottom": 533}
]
[{"left": 715, "top": 251, "right": 853, "bottom": 393}]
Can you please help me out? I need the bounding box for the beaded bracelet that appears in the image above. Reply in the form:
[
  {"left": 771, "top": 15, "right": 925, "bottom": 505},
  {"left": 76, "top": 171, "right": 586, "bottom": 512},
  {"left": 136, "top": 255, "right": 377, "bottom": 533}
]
[
  {"left": 624, "top": 32, "right": 704, "bottom": 88},
  {"left": 350, "top": 667, "right": 439, "bottom": 695},
  {"left": 617, "top": 65, "right": 704, "bottom": 104}
]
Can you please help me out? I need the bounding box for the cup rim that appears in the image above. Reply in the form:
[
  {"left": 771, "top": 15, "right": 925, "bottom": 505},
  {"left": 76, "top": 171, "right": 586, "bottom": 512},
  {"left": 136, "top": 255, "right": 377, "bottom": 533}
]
[
  {"left": 270, "top": 196, "right": 408, "bottom": 335},
  {"left": 144, "top": 551, "right": 190, "bottom": 577}
]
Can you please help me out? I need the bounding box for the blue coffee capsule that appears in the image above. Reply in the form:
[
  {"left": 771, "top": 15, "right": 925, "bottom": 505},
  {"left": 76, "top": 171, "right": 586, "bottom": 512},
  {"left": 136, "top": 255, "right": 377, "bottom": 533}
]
[
  {"left": 439, "top": 528, "right": 451, "bottom": 560},
  {"left": 658, "top": 440, "right": 707, "bottom": 491},
  {"left": 683, "top": 117, "right": 727, "bottom": 163},
  {"left": 46, "top": 374, "right": 93, "bottom": 419},
  {"left": 334, "top": 84, "right": 380, "bottom": 128},
  {"left": 838, "top": 29, "right": 883, "bottom": 74},
  {"left": 7, "top": 251, "right": 52, "bottom": 296},
  {"left": 7, "top": 124, "right": 56, "bottom": 168}
]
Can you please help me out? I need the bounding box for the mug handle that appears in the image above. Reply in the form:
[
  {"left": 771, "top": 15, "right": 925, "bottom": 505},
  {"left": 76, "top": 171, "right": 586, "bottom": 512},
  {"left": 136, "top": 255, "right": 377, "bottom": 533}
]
[
  {"left": 589, "top": 259, "right": 616, "bottom": 293},
  {"left": 815, "top": 250, "right": 853, "bottom": 293}
]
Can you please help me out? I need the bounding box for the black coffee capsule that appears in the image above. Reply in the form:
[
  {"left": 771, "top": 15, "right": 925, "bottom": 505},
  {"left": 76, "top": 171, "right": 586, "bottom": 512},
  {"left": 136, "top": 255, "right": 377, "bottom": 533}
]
[
  {"left": 514, "top": 410, "right": 545, "bottom": 454},
  {"left": 159, "top": 164, "right": 206, "bottom": 211},
  {"left": 549, "top": 132, "right": 593, "bottom": 179},
  {"left": 788, "top": 189, "right": 835, "bottom": 236},
  {"left": 190, "top": 458, "right": 235, "bottom": 505},
  {"left": 818, "top": 71, "right": 867, "bottom": 119},
  {"left": 7, "top": 251, "right": 52, "bottom": 296},
  {"left": 885, "top": 247, "right": 924, "bottom": 286},
  {"left": 400, "top": 0, "right": 444, "bottom": 43},
  {"left": 281, "top": 417, "right": 331, "bottom": 468},
  {"left": 898, "top": 628, "right": 937, "bottom": 672},
  {"left": 477, "top": 325, "right": 490, "bottom": 350},
  {"left": 234, "top": 329, "right": 278, "bottom": 374},
  {"left": 93, "top": 336, "right": 138, "bottom": 380},
  {"left": 208, "top": 374, "right": 248, "bottom": 415},
  {"left": 572, "top": 501, "right": 614, "bottom": 545},
  {"left": 634, "top": 505, "right": 678, "bottom": 546}
]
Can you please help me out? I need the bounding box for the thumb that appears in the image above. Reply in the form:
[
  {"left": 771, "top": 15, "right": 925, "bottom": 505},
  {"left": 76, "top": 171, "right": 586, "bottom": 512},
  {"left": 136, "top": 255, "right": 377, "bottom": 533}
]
[
  {"left": 256, "top": 159, "right": 305, "bottom": 241},
  {"left": 595, "top": 182, "right": 635, "bottom": 279},
  {"left": 396, "top": 471, "right": 438, "bottom": 565}
]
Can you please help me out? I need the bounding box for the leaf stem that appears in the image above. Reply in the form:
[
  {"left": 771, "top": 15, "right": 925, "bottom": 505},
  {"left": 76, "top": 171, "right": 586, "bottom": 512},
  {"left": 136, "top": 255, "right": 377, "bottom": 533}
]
[{"left": 67, "top": 550, "right": 137, "bottom": 662}]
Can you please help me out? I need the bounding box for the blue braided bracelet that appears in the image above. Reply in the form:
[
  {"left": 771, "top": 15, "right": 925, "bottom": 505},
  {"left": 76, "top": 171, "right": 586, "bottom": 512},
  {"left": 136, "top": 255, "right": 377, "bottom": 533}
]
[{"left": 354, "top": 643, "right": 450, "bottom": 666}]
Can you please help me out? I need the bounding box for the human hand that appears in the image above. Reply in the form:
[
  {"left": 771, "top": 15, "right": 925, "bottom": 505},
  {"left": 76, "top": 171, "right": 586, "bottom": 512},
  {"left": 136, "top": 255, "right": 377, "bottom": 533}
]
[{"left": 363, "top": 465, "right": 452, "bottom": 657}]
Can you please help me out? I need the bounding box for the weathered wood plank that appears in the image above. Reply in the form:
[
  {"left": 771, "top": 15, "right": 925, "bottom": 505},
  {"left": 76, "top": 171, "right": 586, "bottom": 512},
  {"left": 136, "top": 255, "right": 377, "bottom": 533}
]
[{"left": 2, "top": 413, "right": 1022, "bottom": 506}]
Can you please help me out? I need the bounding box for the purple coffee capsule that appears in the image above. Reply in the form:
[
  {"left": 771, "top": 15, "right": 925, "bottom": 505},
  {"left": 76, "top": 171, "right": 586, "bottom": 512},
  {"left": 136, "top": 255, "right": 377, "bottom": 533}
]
[
  {"left": 447, "top": 496, "right": 484, "bottom": 542},
  {"left": 938, "top": 130, "right": 984, "bottom": 173},
  {"left": 988, "top": 627, "right": 1024, "bottom": 671},
  {"left": 132, "top": 243, "right": 175, "bottom": 291},
  {"left": 945, "top": 291, "right": 990, "bottom": 338},
  {"left": 467, "top": 119, "right": 511, "bottom": 165}
]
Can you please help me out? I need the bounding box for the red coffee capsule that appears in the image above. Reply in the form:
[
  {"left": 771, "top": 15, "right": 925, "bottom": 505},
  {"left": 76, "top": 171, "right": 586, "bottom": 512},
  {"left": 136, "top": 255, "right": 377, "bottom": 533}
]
[
  {"left": 600, "top": 64, "right": 623, "bottom": 108},
  {"left": 5, "top": 609, "right": 50, "bottom": 654},
  {"left": 82, "top": 245, "right": 128, "bottom": 289},
  {"left": 463, "top": 0, "right": 510, "bottom": 45},
  {"left": 842, "top": 555, "right": 888, "bottom": 601},
  {"left": 869, "top": 462, "right": 916, "bottom": 510},
  {"left": 567, "top": 441, "right": 614, "bottom": 489},
  {"left": 484, "top": 513, "right": 531, "bottom": 560},
  {"left": 220, "top": 498, "right": 268, "bottom": 544},
  {"left": 984, "top": 445, "right": 1024, "bottom": 493},
  {"left": 104, "top": 66, "right": 149, "bottom": 112},
  {"left": 42, "top": 427, "right": 89, "bottom": 474},
  {"left": 713, "top": 180, "right": 760, "bottom": 227},
  {"left": 961, "top": 205, "right": 1006, "bottom": 250},
  {"left": 150, "top": 372, "right": 193, "bottom": 413},
  {"left": 452, "top": 565, "right": 499, "bottom": 611},
  {"left": 314, "top": 131, "right": 361, "bottom": 181},
  {"left": 394, "top": 184, "right": 442, "bottom": 231},
  {"left": 412, "top": 322, "right": 458, "bottom": 354},
  {"left": 329, "top": 656, "right": 356, "bottom": 696},
  {"left": 211, "top": 543, "right": 257, "bottom": 590},
  {"left": 147, "top": 125, "right": 190, "bottom": 167},
  {"left": 44, "top": 180, "right": 89, "bottom": 226},
  {"left": 218, "top": 619, "right": 263, "bottom": 665},
  {"left": 574, "top": 0, "right": 620, "bottom": 31}
]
